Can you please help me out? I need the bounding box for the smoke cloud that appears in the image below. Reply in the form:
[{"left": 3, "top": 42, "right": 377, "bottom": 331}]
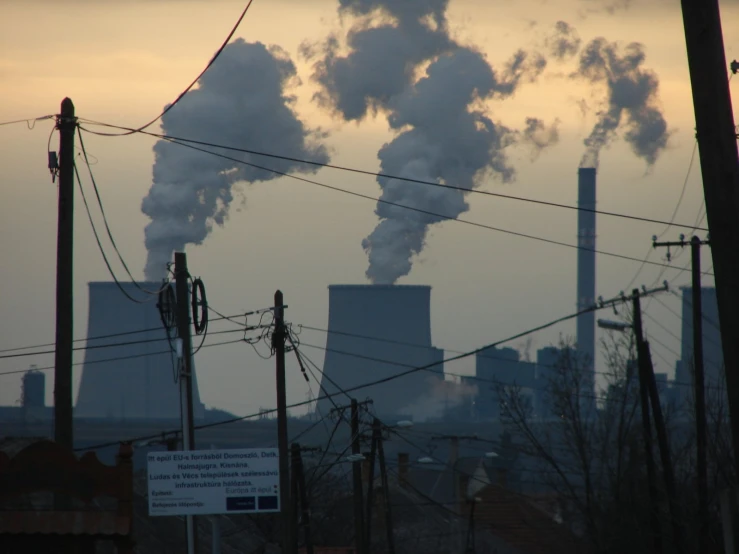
[
  {"left": 522, "top": 117, "right": 561, "bottom": 157},
  {"left": 545, "top": 21, "right": 581, "bottom": 60},
  {"left": 142, "top": 39, "right": 328, "bottom": 280},
  {"left": 305, "top": 1, "right": 548, "bottom": 284},
  {"left": 401, "top": 376, "right": 478, "bottom": 422},
  {"left": 575, "top": 38, "right": 670, "bottom": 168}
]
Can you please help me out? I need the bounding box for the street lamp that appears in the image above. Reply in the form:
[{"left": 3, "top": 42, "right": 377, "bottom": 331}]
[{"left": 597, "top": 319, "right": 632, "bottom": 332}]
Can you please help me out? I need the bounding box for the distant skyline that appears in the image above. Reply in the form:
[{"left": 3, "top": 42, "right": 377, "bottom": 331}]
[{"left": 0, "top": 0, "right": 736, "bottom": 417}]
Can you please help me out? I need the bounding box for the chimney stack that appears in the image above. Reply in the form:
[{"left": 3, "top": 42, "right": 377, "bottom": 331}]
[{"left": 577, "top": 168, "right": 597, "bottom": 399}]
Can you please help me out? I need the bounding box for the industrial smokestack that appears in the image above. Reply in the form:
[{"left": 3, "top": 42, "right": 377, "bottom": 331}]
[
  {"left": 577, "top": 168, "right": 596, "bottom": 395},
  {"left": 317, "top": 285, "right": 443, "bottom": 417},
  {"left": 76, "top": 282, "right": 204, "bottom": 420}
]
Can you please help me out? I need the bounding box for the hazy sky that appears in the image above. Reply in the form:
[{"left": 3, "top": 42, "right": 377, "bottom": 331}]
[{"left": 1, "top": 0, "right": 737, "bottom": 417}]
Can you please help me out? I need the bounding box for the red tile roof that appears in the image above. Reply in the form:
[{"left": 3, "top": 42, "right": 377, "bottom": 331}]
[{"left": 467, "top": 484, "right": 584, "bottom": 554}]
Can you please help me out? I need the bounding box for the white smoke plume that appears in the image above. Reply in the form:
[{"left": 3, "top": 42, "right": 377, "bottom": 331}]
[
  {"left": 575, "top": 38, "right": 671, "bottom": 168},
  {"left": 545, "top": 21, "right": 582, "bottom": 60},
  {"left": 400, "top": 375, "right": 478, "bottom": 422},
  {"left": 305, "top": 1, "right": 548, "bottom": 284},
  {"left": 142, "top": 39, "right": 329, "bottom": 280}
]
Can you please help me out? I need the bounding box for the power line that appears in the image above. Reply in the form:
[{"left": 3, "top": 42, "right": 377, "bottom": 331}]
[
  {"left": 624, "top": 141, "right": 699, "bottom": 291},
  {"left": 74, "top": 161, "right": 151, "bottom": 305},
  {"left": 76, "top": 127, "right": 164, "bottom": 298},
  {"left": 0, "top": 310, "right": 257, "bottom": 355},
  {"left": 80, "top": 0, "right": 257, "bottom": 137},
  {"left": 0, "top": 335, "right": 245, "bottom": 379},
  {"left": 78, "top": 120, "right": 708, "bottom": 233},
  {"left": 0, "top": 327, "right": 255, "bottom": 363},
  {"left": 78, "top": 127, "right": 710, "bottom": 276},
  {"left": 0, "top": 114, "right": 54, "bottom": 128}
]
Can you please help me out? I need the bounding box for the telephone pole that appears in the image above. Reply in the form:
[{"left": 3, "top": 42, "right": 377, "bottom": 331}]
[
  {"left": 54, "top": 98, "right": 76, "bottom": 450},
  {"left": 631, "top": 291, "right": 663, "bottom": 554},
  {"left": 376, "top": 419, "right": 395, "bottom": 554},
  {"left": 679, "top": 0, "right": 739, "bottom": 482},
  {"left": 633, "top": 290, "right": 685, "bottom": 554},
  {"left": 175, "top": 252, "right": 198, "bottom": 554},
  {"left": 654, "top": 235, "right": 710, "bottom": 551},
  {"left": 351, "top": 399, "right": 366, "bottom": 554},
  {"left": 274, "top": 290, "right": 291, "bottom": 552}
]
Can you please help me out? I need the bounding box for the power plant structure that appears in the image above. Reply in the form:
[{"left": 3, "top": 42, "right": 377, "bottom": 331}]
[
  {"left": 75, "top": 282, "right": 205, "bottom": 421},
  {"left": 577, "top": 167, "right": 597, "bottom": 402},
  {"left": 316, "top": 284, "right": 444, "bottom": 418}
]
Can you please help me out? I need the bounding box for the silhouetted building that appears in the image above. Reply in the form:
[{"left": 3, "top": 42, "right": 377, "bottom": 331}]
[
  {"left": 475, "top": 347, "right": 535, "bottom": 420},
  {"left": 76, "top": 282, "right": 205, "bottom": 420},
  {"left": 317, "top": 285, "right": 444, "bottom": 418},
  {"left": 577, "top": 167, "right": 597, "bottom": 408},
  {"left": 671, "top": 286, "right": 725, "bottom": 411}
]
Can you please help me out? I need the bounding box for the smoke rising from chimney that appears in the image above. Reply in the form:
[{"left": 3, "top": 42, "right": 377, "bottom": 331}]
[
  {"left": 305, "top": 1, "right": 550, "bottom": 284},
  {"left": 400, "top": 375, "right": 477, "bottom": 422},
  {"left": 575, "top": 38, "right": 670, "bottom": 168},
  {"left": 142, "top": 39, "right": 329, "bottom": 280}
]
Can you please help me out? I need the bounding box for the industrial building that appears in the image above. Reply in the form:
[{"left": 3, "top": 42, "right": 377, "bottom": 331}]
[
  {"left": 671, "top": 286, "right": 725, "bottom": 409},
  {"left": 317, "top": 284, "right": 444, "bottom": 418},
  {"left": 75, "top": 282, "right": 205, "bottom": 420}
]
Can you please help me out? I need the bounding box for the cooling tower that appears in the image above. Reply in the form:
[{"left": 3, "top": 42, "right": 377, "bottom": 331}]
[
  {"left": 316, "top": 285, "right": 444, "bottom": 418},
  {"left": 75, "top": 282, "right": 205, "bottom": 420},
  {"left": 577, "top": 168, "right": 596, "bottom": 395}
]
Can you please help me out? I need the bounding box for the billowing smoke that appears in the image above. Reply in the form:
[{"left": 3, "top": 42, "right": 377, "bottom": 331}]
[
  {"left": 575, "top": 38, "right": 670, "bottom": 168},
  {"left": 305, "top": 1, "right": 548, "bottom": 284},
  {"left": 142, "top": 39, "right": 328, "bottom": 280},
  {"left": 522, "top": 117, "right": 560, "bottom": 157},
  {"left": 545, "top": 21, "right": 581, "bottom": 60},
  {"left": 401, "top": 376, "right": 478, "bottom": 422}
]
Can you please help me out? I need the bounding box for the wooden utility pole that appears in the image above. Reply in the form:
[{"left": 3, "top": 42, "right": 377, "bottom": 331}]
[
  {"left": 364, "top": 420, "right": 379, "bottom": 553},
  {"left": 175, "top": 252, "right": 198, "bottom": 554},
  {"left": 376, "top": 421, "right": 395, "bottom": 554},
  {"left": 633, "top": 290, "right": 685, "bottom": 554},
  {"left": 54, "top": 98, "right": 76, "bottom": 450},
  {"left": 679, "top": 0, "right": 739, "bottom": 481},
  {"left": 274, "top": 290, "right": 291, "bottom": 551},
  {"left": 294, "top": 444, "right": 314, "bottom": 554},
  {"left": 654, "top": 236, "right": 711, "bottom": 551},
  {"left": 631, "top": 291, "right": 663, "bottom": 554},
  {"left": 351, "top": 399, "right": 365, "bottom": 554}
]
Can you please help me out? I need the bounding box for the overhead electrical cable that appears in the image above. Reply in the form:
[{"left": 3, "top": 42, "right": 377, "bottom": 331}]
[
  {"left": 0, "top": 114, "right": 54, "bottom": 128},
  {"left": 77, "top": 120, "right": 707, "bottom": 232},
  {"left": 0, "top": 335, "right": 245, "bottom": 379},
  {"left": 80, "top": 0, "right": 257, "bottom": 137},
  {"left": 79, "top": 128, "right": 710, "bottom": 276},
  {"left": 77, "top": 127, "right": 165, "bottom": 297},
  {"left": 0, "top": 310, "right": 258, "bottom": 355}
]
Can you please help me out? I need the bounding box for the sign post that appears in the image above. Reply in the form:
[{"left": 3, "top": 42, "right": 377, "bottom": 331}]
[{"left": 147, "top": 447, "right": 280, "bottom": 516}]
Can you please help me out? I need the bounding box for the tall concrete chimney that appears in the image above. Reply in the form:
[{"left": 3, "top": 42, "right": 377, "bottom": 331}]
[
  {"left": 577, "top": 168, "right": 596, "bottom": 397},
  {"left": 75, "top": 282, "right": 205, "bottom": 420},
  {"left": 316, "top": 285, "right": 444, "bottom": 417}
]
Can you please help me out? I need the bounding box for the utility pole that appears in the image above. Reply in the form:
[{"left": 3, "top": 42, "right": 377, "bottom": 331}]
[
  {"left": 654, "top": 235, "right": 710, "bottom": 551},
  {"left": 679, "top": 0, "right": 739, "bottom": 483},
  {"left": 54, "top": 97, "right": 76, "bottom": 451},
  {"left": 274, "top": 290, "right": 291, "bottom": 553},
  {"left": 631, "top": 291, "right": 662, "bottom": 554},
  {"left": 175, "top": 252, "right": 198, "bottom": 554},
  {"left": 376, "top": 420, "right": 395, "bottom": 554},
  {"left": 293, "top": 444, "right": 314, "bottom": 554},
  {"left": 364, "top": 420, "right": 379, "bottom": 554},
  {"left": 351, "top": 399, "right": 365, "bottom": 554},
  {"left": 633, "top": 289, "right": 685, "bottom": 554}
]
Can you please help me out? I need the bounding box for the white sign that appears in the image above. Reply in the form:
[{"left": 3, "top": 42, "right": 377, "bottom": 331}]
[{"left": 147, "top": 448, "right": 280, "bottom": 516}]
